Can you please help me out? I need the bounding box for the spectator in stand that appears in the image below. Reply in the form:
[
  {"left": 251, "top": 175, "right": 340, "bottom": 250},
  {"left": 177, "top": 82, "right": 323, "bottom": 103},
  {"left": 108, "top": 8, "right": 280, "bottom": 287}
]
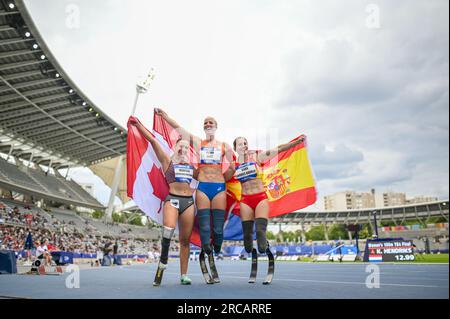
[
  {"left": 42, "top": 239, "right": 53, "bottom": 265},
  {"left": 113, "top": 240, "right": 119, "bottom": 265},
  {"left": 337, "top": 242, "right": 343, "bottom": 262},
  {"left": 46, "top": 239, "right": 57, "bottom": 252},
  {"left": 104, "top": 240, "right": 113, "bottom": 255},
  {"left": 113, "top": 240, "right": 119, "bottom": 254},
  {"left": 148, "top": 250, "right": 155, "bottom": 263},
  {"left": 24, "top": 229, "right": 34, "bottom": 261},
  {"left": 35, "top": 241, "right": 46, "bottom": 263},
  {"left": 24, "top": 212, "right": 33, "bottom": 226}
]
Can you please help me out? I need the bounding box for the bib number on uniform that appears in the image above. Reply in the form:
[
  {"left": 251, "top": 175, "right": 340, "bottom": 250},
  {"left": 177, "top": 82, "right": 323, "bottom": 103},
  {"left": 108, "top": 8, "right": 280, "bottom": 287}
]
[
  {"left": 174, "top": 164, "right": 194, "bottom": 183},
  {"left": 200, "top": 147, "right": 222, "bottom": 165},
  {"left": 235, "top": 162, "right": 257, "bottom": 183},
  {"left": 170, "top": 199, "right": 180, "bottom": 209}
]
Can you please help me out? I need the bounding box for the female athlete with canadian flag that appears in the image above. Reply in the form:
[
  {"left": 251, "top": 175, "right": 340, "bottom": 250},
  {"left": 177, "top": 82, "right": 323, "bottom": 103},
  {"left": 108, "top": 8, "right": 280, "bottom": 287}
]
[{"left": 128, "top": 117, "right": 196, "bottom": 286}]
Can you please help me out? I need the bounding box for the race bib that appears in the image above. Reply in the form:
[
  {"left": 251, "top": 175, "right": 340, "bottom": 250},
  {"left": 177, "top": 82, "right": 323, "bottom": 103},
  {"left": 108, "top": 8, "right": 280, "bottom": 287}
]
[
  {"left": 200, "top": 147, "right": 222, "bottom": 165},
  {"left": 170, "top": 199, "right": 180, "bottom": 209},
  {"left": 235, "top": 162, "right": 257, "bottom": 183},
  {"left": 174, "top": 164, "right": 194, "bottom": 183}
]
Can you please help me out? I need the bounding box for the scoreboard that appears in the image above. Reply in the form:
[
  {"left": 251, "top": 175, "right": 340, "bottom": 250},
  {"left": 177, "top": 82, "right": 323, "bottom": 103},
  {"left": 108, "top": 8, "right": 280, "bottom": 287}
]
[{"left": 364, "top": 239, "right": 415, "bottom": 262}]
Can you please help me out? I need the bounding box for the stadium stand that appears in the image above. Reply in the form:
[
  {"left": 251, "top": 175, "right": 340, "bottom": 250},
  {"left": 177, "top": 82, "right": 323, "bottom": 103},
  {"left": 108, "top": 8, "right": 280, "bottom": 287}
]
[
  {"left": 0, "top": 1, "right": 152, "bottom": 265},
  {"left": 270, "top": 200, "right": 449, "bottom": 226},
  {"left": 1, "top": 199, "right": 161, "bottom": 262}
]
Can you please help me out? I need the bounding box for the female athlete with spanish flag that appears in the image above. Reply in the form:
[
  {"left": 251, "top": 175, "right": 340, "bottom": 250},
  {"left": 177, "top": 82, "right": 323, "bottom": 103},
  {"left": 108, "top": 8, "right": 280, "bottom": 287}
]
[{"left": 232, "top": 136, "right": 304, "bottom": 284}]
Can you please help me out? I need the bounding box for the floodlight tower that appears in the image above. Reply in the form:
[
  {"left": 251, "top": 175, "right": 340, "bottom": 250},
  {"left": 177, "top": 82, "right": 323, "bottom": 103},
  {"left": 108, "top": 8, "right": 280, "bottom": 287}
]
[
  {"left": 131, "top": 68, "right": 156, "bottom": 116},
  {"left": 105, "top": 69, "right": 156, "bottom": 221}
]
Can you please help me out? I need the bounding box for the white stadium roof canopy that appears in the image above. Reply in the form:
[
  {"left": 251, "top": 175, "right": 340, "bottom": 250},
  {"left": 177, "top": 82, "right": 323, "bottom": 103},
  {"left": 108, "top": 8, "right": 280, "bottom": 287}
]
[
  {"left": 0, "top": 1, "right": 131, "bottom": 205},
  {"left": 0, "top": 0, "right": 127, "bottom": 171}
]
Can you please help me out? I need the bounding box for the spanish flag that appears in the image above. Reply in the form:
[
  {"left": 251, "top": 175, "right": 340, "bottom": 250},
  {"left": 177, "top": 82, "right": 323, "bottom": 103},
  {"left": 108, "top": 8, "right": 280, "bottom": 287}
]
[{"left": 227, "top": 136, "right": 317, "bottom": 218}]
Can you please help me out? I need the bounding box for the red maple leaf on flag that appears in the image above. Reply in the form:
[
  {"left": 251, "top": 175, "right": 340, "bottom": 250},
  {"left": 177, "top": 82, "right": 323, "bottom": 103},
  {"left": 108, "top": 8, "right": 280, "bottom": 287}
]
[{"left": 147, "top": 164, "right": 169, "bottom": 202}]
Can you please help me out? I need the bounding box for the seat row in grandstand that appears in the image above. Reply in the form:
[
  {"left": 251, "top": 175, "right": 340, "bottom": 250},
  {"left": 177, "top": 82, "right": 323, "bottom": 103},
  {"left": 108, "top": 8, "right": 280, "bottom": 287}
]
[
  {"left": 0, "top": 198, "right": 49, "bottom": 217},
  {"left": 0, "top": 158, "right": 40, "bottom": 191},
  {"left": 0, "top": 158, "right": 102, "bottom": 208},
  {"left": 27, "top": 169, "right": 87, "bottom": 204},
  {"left": 79, "top": 216, "right": 159, "bottom": 240},
  {"left": 46, "top": 207, "right": 88, "bottom": 231},
  {"left": 0, "top": 199, "right": 56, "bottom": 230}
]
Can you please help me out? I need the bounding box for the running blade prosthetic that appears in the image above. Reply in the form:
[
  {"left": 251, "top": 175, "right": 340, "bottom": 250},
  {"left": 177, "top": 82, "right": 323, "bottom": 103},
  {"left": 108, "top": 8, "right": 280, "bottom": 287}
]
[
  {"left": 199, "top": 250, "right": 214, "bottom": 284},
  {"left": 248, "top": 248, "right": 258, "bottom": 283},
  {"left": 208, "top": 253, "right": 220, "bottom": 283},
  {"left": 153, "top": 262, "right": 167, "bottom": 286},
  {"left": 263, "top": 246, "right": 275, "bottom": 285}
]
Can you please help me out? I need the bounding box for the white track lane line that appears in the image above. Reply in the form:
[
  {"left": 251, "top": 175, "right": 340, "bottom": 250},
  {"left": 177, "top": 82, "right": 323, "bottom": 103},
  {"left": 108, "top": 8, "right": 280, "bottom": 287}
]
[{"left": 118, "top": 268, "right": 448, "bottom": 289}]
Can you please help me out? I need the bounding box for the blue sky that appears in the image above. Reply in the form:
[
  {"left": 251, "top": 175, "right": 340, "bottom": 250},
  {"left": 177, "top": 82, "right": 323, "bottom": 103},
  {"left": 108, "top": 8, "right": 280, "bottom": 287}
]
[{"left": 23, "top": 0, "right": 449, "bottom": 208}]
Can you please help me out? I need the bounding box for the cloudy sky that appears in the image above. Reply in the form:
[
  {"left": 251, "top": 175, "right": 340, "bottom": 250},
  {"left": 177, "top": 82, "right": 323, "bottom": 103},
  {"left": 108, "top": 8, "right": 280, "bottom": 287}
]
[{"left": 23, "top": 0, "right": 449, "bottom": 209}]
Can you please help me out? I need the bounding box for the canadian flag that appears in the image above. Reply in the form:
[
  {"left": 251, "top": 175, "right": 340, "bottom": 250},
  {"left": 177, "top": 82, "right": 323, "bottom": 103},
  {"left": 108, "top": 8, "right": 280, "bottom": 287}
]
[{"left": 126, "top": 116, "right": 172, "bottom": 227}]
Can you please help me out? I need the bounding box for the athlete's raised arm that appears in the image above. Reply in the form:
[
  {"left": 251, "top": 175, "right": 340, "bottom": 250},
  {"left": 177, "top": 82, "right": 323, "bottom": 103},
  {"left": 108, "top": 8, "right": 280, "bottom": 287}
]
[
  {"left": 129, "top": 117, "right": 171, "bottom": 171},
  {"left": 155, "top": 108, "right": 202, "bottom": 150},
  {"left": 257, "top": 136, "right": 305, "bottom": 163}
]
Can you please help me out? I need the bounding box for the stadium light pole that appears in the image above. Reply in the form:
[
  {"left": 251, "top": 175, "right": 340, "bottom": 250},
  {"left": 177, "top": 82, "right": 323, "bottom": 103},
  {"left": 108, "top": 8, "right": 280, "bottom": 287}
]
[
  {"left": 104, "top": 156, "right": 124, "bottom": 222},
  {"left": 372, "top": 210, "right": 379, "bottom": 238},
  {"left": 355, "top": 225, "right": 361, "bottom": 256},
  {"left": 104, "top": 68, "right": 156, "bottom": 222},
  {"left": 131, "top": 68, "right": 156, "bottom": 116}
]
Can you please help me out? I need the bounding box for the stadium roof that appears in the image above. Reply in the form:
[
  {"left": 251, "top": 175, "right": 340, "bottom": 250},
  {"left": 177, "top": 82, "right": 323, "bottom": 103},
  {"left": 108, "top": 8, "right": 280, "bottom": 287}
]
[{"left": 0, "top": 0, "right": 127, "bottom": 170}]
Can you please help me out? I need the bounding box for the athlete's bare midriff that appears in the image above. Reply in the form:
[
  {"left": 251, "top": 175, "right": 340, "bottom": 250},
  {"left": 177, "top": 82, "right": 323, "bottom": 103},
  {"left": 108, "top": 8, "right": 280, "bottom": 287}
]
[
  {"left": 241, "top": 178, "right": 265, "bottom": 195},
  {"left": 168, "top": 183, "right": 194, "bottom": 196},
  {"left": 197, "top": 166, "right": 225, "bottom": 183}
]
